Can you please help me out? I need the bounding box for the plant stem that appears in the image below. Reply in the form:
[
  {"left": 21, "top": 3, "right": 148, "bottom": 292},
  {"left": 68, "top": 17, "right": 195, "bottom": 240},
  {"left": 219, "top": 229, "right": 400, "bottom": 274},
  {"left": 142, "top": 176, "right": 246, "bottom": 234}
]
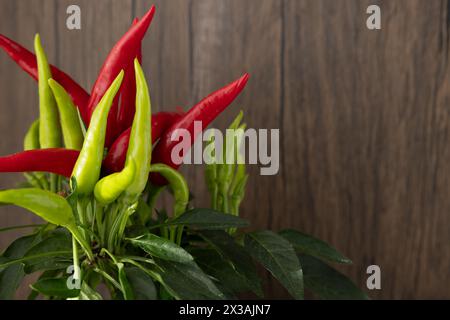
[
  {"left": 50, "top": 173, "right": 58, "bottom": 192},
  {"left": 93, "top": 267, "right": 121, "bottom": 291},
  {"left": 72, "top": 236, "right": 81, "bottom": 281}
]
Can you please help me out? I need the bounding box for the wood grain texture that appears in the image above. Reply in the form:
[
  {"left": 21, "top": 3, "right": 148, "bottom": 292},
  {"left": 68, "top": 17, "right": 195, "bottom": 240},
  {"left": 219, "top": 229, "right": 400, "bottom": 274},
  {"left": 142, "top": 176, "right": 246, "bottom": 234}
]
[{"left": 0, "top": 0, "right": 449, "bottom": 299}]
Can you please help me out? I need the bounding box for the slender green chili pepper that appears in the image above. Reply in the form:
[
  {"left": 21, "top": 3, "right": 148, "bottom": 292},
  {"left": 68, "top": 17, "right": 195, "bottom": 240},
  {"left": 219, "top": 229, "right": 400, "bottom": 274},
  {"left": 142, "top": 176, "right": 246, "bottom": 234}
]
[
  {"left": 229, "top": 122, "right": 247, "bottom": 196},
  {"left": 0, "top": 188, "right": 93, "bottom": 260},
  {"left": 230, "top": 173, "right": 248, "bottom": 216},
  {"left": 0, "top": 33, "right": 90, "bottom": 122},
  {"left": 23, "top": 119, "right": 50, "bottom": 190},
  {"left": 24, "top": 119, "right": 40, "bottom": 151},
  {"left": 48, "top": 79, "right": 84, "bottom": 150},
  {"left": 71, "top": 71, "right": 124, "bottom": 195},
  {"left": 204, "top": 132, "right": 218, "bottom": 210},
  {"left": 123, "top": 59, "right": 152, "bottom": 203},
  {"left": 94, "top": 161, "right": 136, "bottom": 206},
  {"left": 34, "top": 34, "right": 61, "bottom": 149},
  {"left": 217, "top": 112, "right": 244, "bottom": 213},
  {"left": 150, "top": 164, "right": 189, "bottom": 243},
  {"left": 35, "top": 34, "right": 62, "bottom": 192},
  {"left": 150, "top": 164, "right": 189, "bottom": 218}
]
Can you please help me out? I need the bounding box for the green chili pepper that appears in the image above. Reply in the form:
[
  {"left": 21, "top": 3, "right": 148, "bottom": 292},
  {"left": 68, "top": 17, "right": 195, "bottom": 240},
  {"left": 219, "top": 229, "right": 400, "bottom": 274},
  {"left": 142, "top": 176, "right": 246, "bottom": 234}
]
[
  {"left": 48, "top": 79, "right": 84, "bottom": 150},
  {"left": 24, "top": 119, "right": 40, "bottom": 151},
  {"left": 94, "top": 161, "right": 136, "bottom": 206},
  {"left": 230, "top": 173, "right": 248, "bottom": 215},
  {"left": 150, "top": 163, "right": 189, "bottom": 244},
  {"left": 123, "top": 59, "right": 152, "bottom": 203},
  {"left": 0, "top": 188, "right": 93, "bottom": 260},
  {"left": 229, "top": 123, "right": 247, "bottom": 195},
  {"left": 34, "top": 34, "right": 61, "bottom": 149},
  {"left": 71, "top": 70, "right": 124, "bottom": 195},
  {"left": 217, "top": 112, "right": 244, "bottom": 212},
  {"left": 150, "top": 164, "right": 189, "bottom": 218},
  {"left": 229, "top": 122, "right": 247, "bottom": 218},
  {"left": 204, "top": 132, "right": 218, "bottom": 210},
  {"left": 23, "top": 119, "right": 50, "bottom": 190}
]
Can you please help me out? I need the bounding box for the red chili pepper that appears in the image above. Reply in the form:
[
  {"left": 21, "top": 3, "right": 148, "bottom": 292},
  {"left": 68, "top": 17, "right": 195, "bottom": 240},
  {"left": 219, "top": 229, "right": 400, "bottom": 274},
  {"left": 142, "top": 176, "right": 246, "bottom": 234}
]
[
  {"left": 150, "top": 74, "right": 250, "bottom": 185},
  {"left": 103, "top": 111, "right": 183, "bottom": 174},
  {"left": 86, "top": 6, "right": 155, "bottom": 147},
  {"left": 0, "top": 34, "right": 90, "bottom": 123},
  {"left": 117, "top": 18, "right": 143, "bottom": 135},
  {"left": 0, "top": 149, "right": 79, "bottom": 178}
]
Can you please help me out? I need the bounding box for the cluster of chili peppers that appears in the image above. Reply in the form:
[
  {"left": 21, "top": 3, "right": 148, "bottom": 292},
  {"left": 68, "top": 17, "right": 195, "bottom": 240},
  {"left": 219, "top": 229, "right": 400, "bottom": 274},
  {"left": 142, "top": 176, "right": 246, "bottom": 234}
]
[
  {"left": 0, "top": 5, "right": 254, "bottom": 300},
  {"left": 0, "top": 5, "right": 249, "bottom": 189},
  {"left": 0, "top": 4, "right": 249, "bottom": 257}
]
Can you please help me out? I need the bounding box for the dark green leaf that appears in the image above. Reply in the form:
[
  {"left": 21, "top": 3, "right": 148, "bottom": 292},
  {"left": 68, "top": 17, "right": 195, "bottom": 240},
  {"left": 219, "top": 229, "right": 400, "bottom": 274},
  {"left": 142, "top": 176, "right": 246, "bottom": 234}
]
[
  {"left": 28, "top": 270, "right": 63, "bottom": 300},
  {"left": 298, "top": 254, "right": 369, "bottom": 300},
  {"left": 0, "top": 233, "right": 41, "bottom": 299},
  {"left": 280, "top": 229, "right": 351, "bottom": 264},
  {"left": 31, "top": 278, "right": 80, "bottom": 298},
  {"left": 197, "top": 230, "right": 262, "bottom": 297},
  {"left": 129, "top": 233, "right": 193, "bottom": 263},
  {"left": 191, "top": 248, "right": 251, "bottom": 298},
  {"left": 125, "top": 267, "right": 157, "bottom": 300},
  {"left": 153, "top": 259, "right": 225, "bottom": 300},
  {"left": 157, "top": 208, "right": 249, "bottom": 230},
  {"left": 117, "top": 263, "right": 134, "bottom": 300},
  {"left": 24, "top": 229, "right": 72, "bottom": 273},
  {"left": 245, "top": 230, "right": 304, "bottom": 299}
]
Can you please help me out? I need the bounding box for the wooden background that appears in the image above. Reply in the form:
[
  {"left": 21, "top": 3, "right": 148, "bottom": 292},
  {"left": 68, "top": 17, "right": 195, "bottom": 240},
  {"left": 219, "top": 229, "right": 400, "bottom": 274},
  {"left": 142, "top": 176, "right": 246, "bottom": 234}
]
[{"left": 1, "top": 0, "right": 449, "bottom": 299}]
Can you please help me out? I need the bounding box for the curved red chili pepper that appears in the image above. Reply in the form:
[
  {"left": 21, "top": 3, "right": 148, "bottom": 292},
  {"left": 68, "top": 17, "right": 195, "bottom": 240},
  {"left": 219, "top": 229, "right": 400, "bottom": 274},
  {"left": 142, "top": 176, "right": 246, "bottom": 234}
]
[
  {"left": 0, "top": 34, "right": 90, "bottom": 123},
  {"left": 103, "top": 111, "right": 184, "bottom": 174},
  {"left": 150, "top": 74, "right": 250, "bottom": 185},
  {"left": 116, "top": 18, "right": 142, "bottom": 135},
  {"left": 0, "top": 149, "right": 80, "bottom": 178},
  {"left": 87, "top": 6, "right": 155, "bottom": 147}
]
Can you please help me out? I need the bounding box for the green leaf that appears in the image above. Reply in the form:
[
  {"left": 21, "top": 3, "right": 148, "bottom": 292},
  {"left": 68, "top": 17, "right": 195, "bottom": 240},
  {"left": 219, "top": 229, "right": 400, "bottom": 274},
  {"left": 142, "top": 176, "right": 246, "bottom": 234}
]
[
  {"left": 0, "top": 250, "right": 73, "bottom": 270},
  {"left": 0, "top": 233, "right": 42, "bottom": 299},
  {"left": 23, "top": 229, "right": 72, "bottom": 273},
  {"left": 0, "top": 189, "right": 76, "bottom": 229},
  {"left": 197, "top": 230, "right": 262, "bottom": 297},
  {"left": 155, "top": 208, "right": 249, "bottom": 230},
  {"left": 31, "top": 278, "right": 80, "bottom": 298},
  {"left": 153, "top": 259, "right": 225, "bottom": 300},
  {"left": 125, "top": 267, "right": 157, "bottom": 300},
  {"left": 279, "top": 229, "right": 351, "bottom": 264},
  {"left": 191, "top": 248, "right": 251, "bottom": 298},
  {"left": 244, "top": 230, "right": 304, "bottom": 300},
  {"left": 117, "top": 263, "right": 134, "bottom": 300},
  {"left": 77, "top": 282, "right": 103, "bottom": 300},
  {"left": 298, "top": 254, "right": 369, "bottom": 300},
  {"left": 129, "top": 233, "right": 193, "bottom": 263}
]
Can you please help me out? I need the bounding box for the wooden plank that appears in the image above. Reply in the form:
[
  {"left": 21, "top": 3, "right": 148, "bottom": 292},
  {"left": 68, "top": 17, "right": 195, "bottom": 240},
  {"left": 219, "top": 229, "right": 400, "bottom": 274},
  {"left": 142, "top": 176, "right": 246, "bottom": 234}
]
[
  {"left": 0, "top": 0, "right": 58, "bottom": 248},
  {"left": 282, "top": 0, "right": 450, "bottom": 299}
]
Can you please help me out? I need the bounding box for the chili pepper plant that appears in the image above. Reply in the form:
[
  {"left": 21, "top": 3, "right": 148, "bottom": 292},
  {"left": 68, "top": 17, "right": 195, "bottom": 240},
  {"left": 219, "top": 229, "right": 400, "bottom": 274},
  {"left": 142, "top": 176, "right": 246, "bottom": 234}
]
[{"left": 0, "top": 6, "right": 367, "bottom": 300}]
